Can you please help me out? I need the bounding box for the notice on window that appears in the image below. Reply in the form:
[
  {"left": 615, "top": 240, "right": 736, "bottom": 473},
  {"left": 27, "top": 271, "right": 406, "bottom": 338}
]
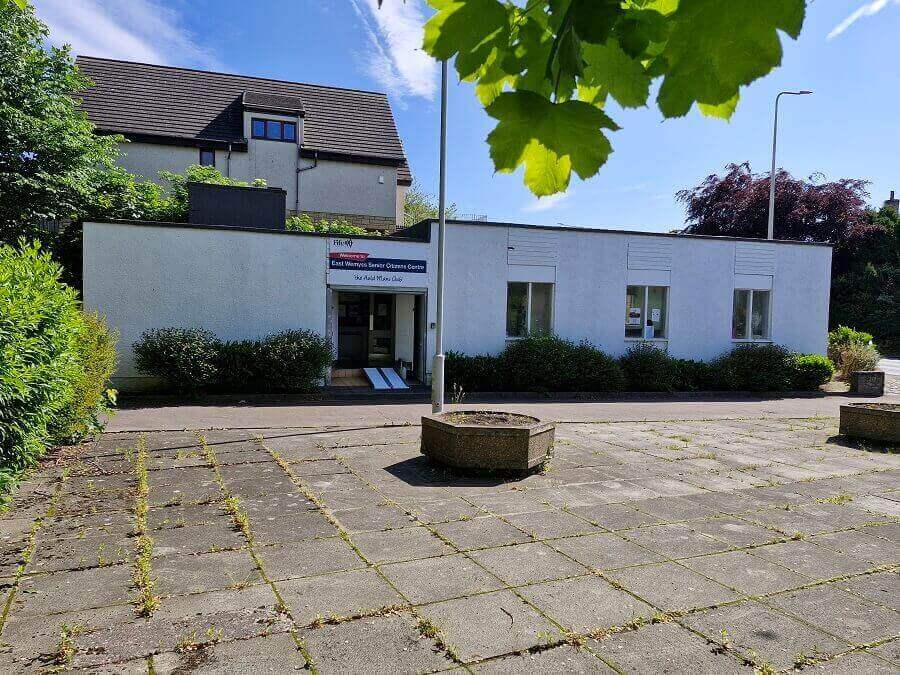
[
  {"left": 327, "top": 238, "right": 429, "bottom": 288},
  {"left": 627, "top": 308, "right": 642, "bottom": 325},
  {"left": 651, "top": 308, "right": 661, "bottom": 322}
]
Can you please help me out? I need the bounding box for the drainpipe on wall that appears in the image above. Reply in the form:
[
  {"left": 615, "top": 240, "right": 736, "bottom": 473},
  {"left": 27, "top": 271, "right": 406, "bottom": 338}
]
[
  {"left": 296, "top": 150, "right": 318, "bottom": 214},
  {"left": 225, "top": 142, "right": 232, "bottom": 178}
]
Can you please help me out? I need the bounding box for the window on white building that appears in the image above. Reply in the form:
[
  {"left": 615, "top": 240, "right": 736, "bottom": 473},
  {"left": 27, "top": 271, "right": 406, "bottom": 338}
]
[
  {"left": 732, "top": 289, "right": 771, "bottom": 340},
  {"left": 199, "top": 149, "right": 215, "bottom": 167},
  {"left": 506, "top": 282, "right": 553, "bottom": 338},
  {"left": 625, "top": 285, "right": 668, "bottom": 339}
]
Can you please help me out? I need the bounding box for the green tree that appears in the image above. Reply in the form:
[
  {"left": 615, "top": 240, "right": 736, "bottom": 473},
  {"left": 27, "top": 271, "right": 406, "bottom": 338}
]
[
  {"left": 0, "top": 3, "right": 122, "bottom": 243},
  {"left": 421, "top": 0, "right": 808, "bottom": 196},
  {"left": 403, "top": 181, "right": 458, "bottom": 228}
]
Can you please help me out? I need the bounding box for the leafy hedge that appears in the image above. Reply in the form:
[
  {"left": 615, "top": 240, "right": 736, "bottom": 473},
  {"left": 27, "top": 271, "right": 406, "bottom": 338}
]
[
  {"left": 133, "top": 328, "right": 333, "bottom": 394},
  {"left": 1, "top": 242, "right": 117, "bottom": 497},
  {"left": 445, "top": 333, "right": 834, "bottom": 394}
]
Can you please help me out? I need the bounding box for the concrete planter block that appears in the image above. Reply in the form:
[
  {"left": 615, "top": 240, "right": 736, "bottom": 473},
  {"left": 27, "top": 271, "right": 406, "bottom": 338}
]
[
  {"left": 849, "top": 371, "right": 885, "bottom": 396},
  {"left": 421, "top": 411, "right": 555, "bottom": 473},
  {"left": 839, "top": 403, "right": 899, "bottom": 444}
]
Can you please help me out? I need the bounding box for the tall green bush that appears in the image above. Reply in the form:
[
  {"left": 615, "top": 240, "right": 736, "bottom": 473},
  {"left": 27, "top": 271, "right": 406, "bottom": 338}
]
[
  {"left": 0, "top": 241, "right": 81, "bottom": 478},
  {"left": 501, "top": 333, "right": 579, "bottom": 392},
  {"left": 133, "top": 328, "right": 332, "bottom": 394},
  {"left": 255, "top": 330, "right": 333, "bottom": 392},
  {"left": 713, "top": 343, "right": 796, "bottom": 391},
  {"left": 133, "top": 328, "right": 220, "bottom": 394},
  {"left": 0, "top": 241, "right": 117, "bottom": 496},
  {"left": 52, "top": 312, "right": 118, "bottom": 442},
  {"left": 790, "top": 354, "right": 835, "bottom": 391},
  {"left": 618, "top": 343, "right": 679, "bottom": 392},
  {"left": 445, "top": 351, "right": 503, "bottom": 393},
  {"left": 571, "top": 342, "right": 625, "bottom": 392}
]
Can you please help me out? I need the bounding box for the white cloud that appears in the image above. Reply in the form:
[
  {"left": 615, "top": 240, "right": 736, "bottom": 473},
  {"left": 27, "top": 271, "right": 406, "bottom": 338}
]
[
  {"left": 827, "top": 0, "right": 899, "bottom": 39},
  {"left": 349, "top": 0, "right": 437, "bottom": 100},
  {"left": 522, "top": 191, "right": 571, "bottom": 213},
  {"left": 32, "top": 0, "right": 218, "bottom": 69}
]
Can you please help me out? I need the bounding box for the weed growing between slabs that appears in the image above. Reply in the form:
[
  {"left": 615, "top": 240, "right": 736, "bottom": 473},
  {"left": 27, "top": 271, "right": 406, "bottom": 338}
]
[{"left": 131, "top": 436, "right": 159, "bottom": 616}]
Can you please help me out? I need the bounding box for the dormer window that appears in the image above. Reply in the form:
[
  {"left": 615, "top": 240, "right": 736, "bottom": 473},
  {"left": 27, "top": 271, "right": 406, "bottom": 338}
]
[{"left": 251, "top": 118, "right": 296, "bottom": 142}]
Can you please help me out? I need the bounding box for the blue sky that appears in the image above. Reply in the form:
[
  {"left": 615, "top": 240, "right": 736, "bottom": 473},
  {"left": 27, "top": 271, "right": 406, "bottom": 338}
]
[{"left": 34, "top": 0, "right": 900, "bottom": 232}]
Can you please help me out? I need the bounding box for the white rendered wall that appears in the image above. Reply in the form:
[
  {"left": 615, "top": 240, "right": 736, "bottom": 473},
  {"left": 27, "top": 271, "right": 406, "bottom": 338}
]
[
  {"left": 113, "top": 139, "right": 398, "bottom": 220},
  {"left": 83, "top": 221, "right": 328, "bottom": 391},
  {"left": 441, "top": 225, "right": 832, "bottom": 361}
]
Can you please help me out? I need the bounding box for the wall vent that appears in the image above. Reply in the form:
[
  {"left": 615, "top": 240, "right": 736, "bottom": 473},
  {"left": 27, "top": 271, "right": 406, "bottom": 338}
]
[
  {"left": 734, "top": 243, "right": 776, "bottom": 275},
  {"left": 507, "top": 229, "right": 560, "bottom": 266},
  {"left": 627, "top": 239, "right": 672, "bottom": 270}
]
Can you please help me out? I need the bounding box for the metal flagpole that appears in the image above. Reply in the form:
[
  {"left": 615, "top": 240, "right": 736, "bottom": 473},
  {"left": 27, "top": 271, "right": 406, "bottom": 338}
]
[{"left": 431, "top": 60, "right": 448, "bottom": 414}]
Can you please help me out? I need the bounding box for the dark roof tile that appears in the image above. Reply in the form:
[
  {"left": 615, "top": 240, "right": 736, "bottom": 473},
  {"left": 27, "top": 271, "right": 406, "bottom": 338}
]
[{"left": 75, "top": 56, "right": 411, "bottom": 181}]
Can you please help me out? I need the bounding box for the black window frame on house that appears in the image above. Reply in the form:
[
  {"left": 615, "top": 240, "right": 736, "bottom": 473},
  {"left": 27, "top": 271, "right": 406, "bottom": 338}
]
[
  {"left": 251, "top": 117, "right": 297, "bottom": 143},
  {"left": 198, "top": 149, "right": 215, "bottom": 167}
]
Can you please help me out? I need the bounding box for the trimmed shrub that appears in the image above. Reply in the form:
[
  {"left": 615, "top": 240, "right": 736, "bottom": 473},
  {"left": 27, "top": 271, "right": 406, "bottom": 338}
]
[
  {"left": 255, "top": 329, "right": 333, "bottom": 392},
  {"left": 618, "top": 343, "right": 679, "bottom": 391},
  {"left": 445, "top": 351, "right": 502, "bottom": 393},
  {"left": 52, "top": 312, "right": 118, "bottom": 442},
  {"left": 837, "top": 342, "right": 881, "bottom": 378},
  {"left": 214, "top": 340, "right": 261, "bottom": 393},
  {"left": 500, "top": 333, "right": 583, "bottom": 392},
  {"left": 673, "top": 358, "right": 721, "bottom": 391},
  {"left": 713, "top": 343, "right": 796, "bottom": 391},
  {"left": 791, "top": 354, "right": 835, "bottom": 391},
  {"left": 133, "top": 328, "right": 220, "bottom": 393},
  {"left": 571, "top": 342, "right": 625, "bottom": 392}
]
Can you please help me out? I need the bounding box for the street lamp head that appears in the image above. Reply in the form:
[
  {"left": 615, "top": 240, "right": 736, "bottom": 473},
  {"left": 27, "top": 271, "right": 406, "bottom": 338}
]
[
  {"left": 780, "top": 89, "right": 812, "bottom": 96},
  {"left": 797, "top": 90, "right": 813, "bottom": 95}
]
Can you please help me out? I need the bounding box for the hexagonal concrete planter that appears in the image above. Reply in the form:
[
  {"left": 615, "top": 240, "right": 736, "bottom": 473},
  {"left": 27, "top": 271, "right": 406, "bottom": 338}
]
[
  {"left": 421, "top": 411, "right": 555, "bottom": 473},
  {"left": 839, "top": 403, "right": 899, "bottom": 444}
]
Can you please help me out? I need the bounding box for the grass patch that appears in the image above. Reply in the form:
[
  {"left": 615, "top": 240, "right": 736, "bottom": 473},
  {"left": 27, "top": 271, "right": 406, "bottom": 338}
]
[{"left": 131, "top": 436, "right": 159, "bottom": 617}]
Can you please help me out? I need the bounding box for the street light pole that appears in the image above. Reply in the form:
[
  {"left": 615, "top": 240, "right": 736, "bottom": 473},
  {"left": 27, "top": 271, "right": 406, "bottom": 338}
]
[
  {"left": 431, "top": 60, "right": 448, "bottom": 414},
  {"left": 767, "top": 90, "right": 812, "bottom": 240}
]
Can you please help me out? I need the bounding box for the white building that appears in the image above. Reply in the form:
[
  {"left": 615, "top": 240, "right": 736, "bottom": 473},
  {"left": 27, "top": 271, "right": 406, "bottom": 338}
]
[
  {"left": 75, "top": 57, "right": 411, "bottom": 230},
  {"left": 83, "top": 218, "right": 833, "bottom": 392}
]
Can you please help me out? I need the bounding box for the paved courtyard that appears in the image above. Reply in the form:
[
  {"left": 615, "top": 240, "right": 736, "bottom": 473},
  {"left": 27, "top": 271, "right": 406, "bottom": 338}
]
[{"left": 0, "top": 412, "right": 897, "bottom": 673}]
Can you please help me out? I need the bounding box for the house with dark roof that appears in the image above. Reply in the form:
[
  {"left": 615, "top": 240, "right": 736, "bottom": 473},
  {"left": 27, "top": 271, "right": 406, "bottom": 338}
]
[{"left": 75, "top": 56, "right": 411, "bottom": 231}]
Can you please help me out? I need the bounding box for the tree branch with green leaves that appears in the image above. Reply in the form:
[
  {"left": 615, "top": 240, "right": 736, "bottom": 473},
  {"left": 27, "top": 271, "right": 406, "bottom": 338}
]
[{"left": 421, "top": 0, "right": 807, "bottom": 196}]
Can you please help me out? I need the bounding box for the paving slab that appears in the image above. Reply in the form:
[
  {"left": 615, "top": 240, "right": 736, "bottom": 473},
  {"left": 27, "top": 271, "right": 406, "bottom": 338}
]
[
  {"left": 607, "top": 562, "right": 742, "bottom": 611},
  {"left": 418, "top": 589, "right": 563, "bottom": 662},
  {"left": 298, "top": 612, "right": 454, "bottom": 673},
  {"left": 750, "top": 540, "right": 874, "bottom": 580},
  {"left": 765, "top": 583, "right": 899, "bottom": 644},
  {"left": 150, "top": 632, "right": 306, "bottom": 674},
  {"left": 433, "top": 517, "right": 533, "bottom": 551},
  {"left": 275, "top": 568, "right": 405, "bottom": 625},
  {"left": 380, "top": 553, "right": 504, "bottom": 604},
  {"left": 12, "top": 564, "right": 134, "bottom": 617},
  {"left": 590, "top": 621, "right": 747, "bottom": 674},
  {"left": 681, "top": 551, "right": 810, "bottom": 596},
  {"left": 517, "top": 575, "right": 655, "bottom": 634},
  {"left": 254, "top": 537, "right": 363, "bottom": 581},
  {"left": 351, "top": 525, "right": 454, "bottom": 564},
  {"left": 471, "top": 644, "right": 615, "bottom": 672},
  {"left": 469, "top": 541, "right": 587, "bottom": 586},
  {"left": 154, "top": 549, "right": 261, "bottom": 596},
  {"left": 548, "top": 532, "right": 665, "bottom": 570},
  {"left": 683, "top": 600, "right": 848, "bottom": 670}
]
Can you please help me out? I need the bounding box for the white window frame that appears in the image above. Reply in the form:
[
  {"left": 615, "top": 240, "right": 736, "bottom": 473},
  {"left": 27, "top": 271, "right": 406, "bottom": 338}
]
[
  {"left": 624, "top": 285, "right": 669, "bottom": 342},
  {"left": 506, "top": 281, "right": 554, "bottom": 340},
  {"left": 732, "top": 288, "right": 773, "bottom": 342}
]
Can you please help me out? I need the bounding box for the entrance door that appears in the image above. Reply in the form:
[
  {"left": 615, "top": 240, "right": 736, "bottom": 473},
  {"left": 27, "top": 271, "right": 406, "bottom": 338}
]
[
  {"left": 337, "top": 292, "right": 368, "bottom": 367},
  {"left": 368, "top": 294, "right": 394, "bottom": 365}
]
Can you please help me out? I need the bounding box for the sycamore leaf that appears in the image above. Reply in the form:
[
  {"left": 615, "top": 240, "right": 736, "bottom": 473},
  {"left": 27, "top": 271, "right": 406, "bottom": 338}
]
[
  {"left": 423, "top": 0, "right": 509, "bottom": 67},
  {"left": 656, "top": 0, "right": 805, "bottom": 118},
  {"left": 582, "top": 39, "right": 651, "bottom": 109},
  {"left": 486, "top": 91, "right": 618, "bottom": 196},
  {"left": 699, "top": 92, "right": 739, "bottom": 119}
]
